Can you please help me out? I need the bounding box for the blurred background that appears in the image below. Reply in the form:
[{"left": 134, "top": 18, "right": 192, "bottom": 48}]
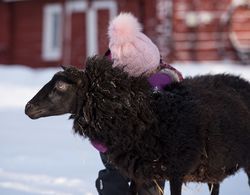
[
  {"left": 0, "top": 0, "right": 250, "bottom": 195},
  {"left": 0, "top": 0, "right": 250, "bottom": 67}
]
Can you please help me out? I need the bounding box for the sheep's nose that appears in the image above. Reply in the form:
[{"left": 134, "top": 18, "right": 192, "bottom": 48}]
[{"left": 25, "top": 102, "right": 33, "bottom": 114}]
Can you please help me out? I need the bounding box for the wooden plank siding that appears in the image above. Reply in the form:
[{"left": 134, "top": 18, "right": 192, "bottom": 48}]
[
  {"left": 171, "top": 0, "right": 242, "bottom": 61},
  {"left": 0, "top": 2, "right": 12, "bottom": 64}
]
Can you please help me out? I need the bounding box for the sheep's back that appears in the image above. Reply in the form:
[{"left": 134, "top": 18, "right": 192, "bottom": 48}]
[{"left": 160, "top": 74, "right": 250, "bottom": 182}]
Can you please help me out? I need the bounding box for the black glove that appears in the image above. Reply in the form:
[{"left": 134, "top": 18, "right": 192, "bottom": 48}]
[{"left": 96, "top": 169, "right": 130, "bottom": 195}]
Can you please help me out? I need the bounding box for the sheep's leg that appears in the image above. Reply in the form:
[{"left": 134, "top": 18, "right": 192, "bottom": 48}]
[
  {"left": 244, "top": 167, "right": 250, "bottom": 186},
  {"left": 248, "top": 172, "right": 250, "bottom": 187},
  {"left": 169, "top": 177, "right": 182, "bottom": 195},
  {"left": 208, "top": 183, "right": 220, "bottom": 195},
  {"left": 129, "top": 181, "right": 138, "bottom": 195},
  {"left": 242, "top": 164, "right": 250, "bottom": 187}
]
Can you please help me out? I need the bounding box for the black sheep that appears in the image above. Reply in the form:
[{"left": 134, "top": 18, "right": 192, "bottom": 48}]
[{"left": 25, "top": 56, "right": 250, "bottom": 195}]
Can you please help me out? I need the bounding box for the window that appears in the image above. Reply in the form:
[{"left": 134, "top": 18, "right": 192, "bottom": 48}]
[
  {"left": 42, "top": 4, "right": 63, "bottom": 61},
  {"left": 87, "top": 1, "right": 117, "bottom": 56},
  {"left": 65, "top": 0, "right": 117, "bottom": 57}
]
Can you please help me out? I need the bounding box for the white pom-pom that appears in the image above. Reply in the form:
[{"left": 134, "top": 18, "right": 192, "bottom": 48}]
[{"left": 108, "top": 12, "right": 142, "bottom": 44}]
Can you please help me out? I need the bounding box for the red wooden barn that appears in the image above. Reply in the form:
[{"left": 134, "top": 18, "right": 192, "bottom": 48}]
[{"left": 0, "top": 0, "right": 249, "bottom": 68}]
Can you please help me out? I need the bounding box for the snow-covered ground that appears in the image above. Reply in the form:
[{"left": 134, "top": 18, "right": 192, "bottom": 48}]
[{"left": 0, "top": 61, "right": 250, "bottom": 195}]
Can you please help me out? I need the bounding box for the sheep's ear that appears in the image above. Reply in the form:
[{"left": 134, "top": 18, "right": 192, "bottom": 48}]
[
  {"left": 77, "top": 73, "right": 86, "bottom": 86},
  {"left": 61, "top": 65, "right": 68, "bottom": 70},
  {"left": 77, "top": 79, "right": 82, "bottom": 86}
]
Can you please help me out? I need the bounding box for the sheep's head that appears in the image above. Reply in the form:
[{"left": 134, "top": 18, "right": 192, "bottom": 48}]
[{"left": 25, "top": 66, "right": 86, "bottom": 119}]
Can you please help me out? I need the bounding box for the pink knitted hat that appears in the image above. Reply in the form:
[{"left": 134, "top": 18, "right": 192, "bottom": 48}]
[{"left": 108, "top": 13, "right": 160, "bottom": 76}]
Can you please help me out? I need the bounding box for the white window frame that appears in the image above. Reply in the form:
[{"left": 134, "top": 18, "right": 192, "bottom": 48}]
[
  {"left": 87, "top": 1, "right": 118, "bottom": 56},
  {"left": 65, "top": 0, "right": 117, "bottom": 57},
  {"left": 42, "top": 4, "right": 63, "bottom": 61}
]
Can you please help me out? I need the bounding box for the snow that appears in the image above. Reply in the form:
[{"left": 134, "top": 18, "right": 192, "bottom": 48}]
[{"left": 0, "top": 62, "right": 250, "bottom": 195}]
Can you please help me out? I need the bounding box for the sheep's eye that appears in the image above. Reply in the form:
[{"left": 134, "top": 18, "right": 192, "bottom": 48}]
[{"left": 55, "top": 81, "right": 68, "bottom": 91}]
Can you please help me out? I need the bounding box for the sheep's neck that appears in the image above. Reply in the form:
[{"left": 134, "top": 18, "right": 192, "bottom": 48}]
[{"left": 86, "top": 72, "right": 174, "bottom": 153}]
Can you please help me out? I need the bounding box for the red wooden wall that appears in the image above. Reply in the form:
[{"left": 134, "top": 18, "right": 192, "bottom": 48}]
[
  {"left": 173, "top": 0, "right": 232, "bottom": 61},
  {"left": 0, "top": 2, "right": 11, "bottom": 64}
]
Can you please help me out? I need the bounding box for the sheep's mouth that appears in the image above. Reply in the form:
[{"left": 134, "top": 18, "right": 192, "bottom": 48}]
[
  {"left": 25, "top": 108, "right": 47, "bottom": 119},
  {"left": 25, "top": 103, "right": 48, "bottom": 119}
]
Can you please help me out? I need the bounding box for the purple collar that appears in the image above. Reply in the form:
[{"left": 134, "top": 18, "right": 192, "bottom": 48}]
[
  {"left": 90, "top": 72, "right": 172, "bottom": 153},
  {"left": 147, "top": 72, "right": 172, "bottom": 91},
  {"left": 90, "top": 140, "right": 108, "bottom": 153}
]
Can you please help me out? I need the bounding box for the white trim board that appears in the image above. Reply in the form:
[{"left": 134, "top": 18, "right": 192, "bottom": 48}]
[
  {"left": 65, "top": 0, "right": 118, "bottom": 56},
  {"left": 42, "top": 3, "right": 63, "bottom": 61}
]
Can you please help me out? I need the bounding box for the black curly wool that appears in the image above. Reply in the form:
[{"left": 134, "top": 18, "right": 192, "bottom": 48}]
[
  {"left": 71, "top": 57, "right": 161, "bottom": 179},
  {"left": 70, "top": 56, "right": 250, "bottom": 188}
]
